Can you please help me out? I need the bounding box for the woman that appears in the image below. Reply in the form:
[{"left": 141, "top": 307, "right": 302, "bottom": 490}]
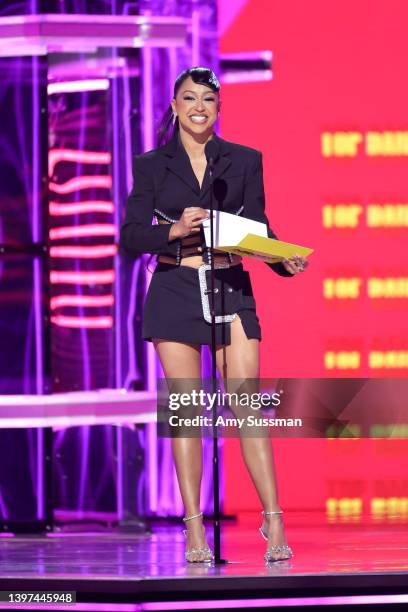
[{"left": 120, "top": 67, "right": 309, "bottom": 563}]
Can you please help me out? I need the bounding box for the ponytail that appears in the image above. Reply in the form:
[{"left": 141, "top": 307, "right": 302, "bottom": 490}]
[{"left": 156, "top": 104, "right": 179, "bottom": 147}]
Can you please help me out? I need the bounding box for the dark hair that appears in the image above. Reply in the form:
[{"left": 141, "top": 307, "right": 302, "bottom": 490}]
[{"left": 156, "top": 66, "right": 220, "bottom": 147}]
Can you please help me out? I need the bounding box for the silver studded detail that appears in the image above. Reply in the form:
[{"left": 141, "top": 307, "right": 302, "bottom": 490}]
[
  {"left": 198, "top": 264, "right": 236, "bottom": 324},
  {"left": 185, "top": 545, "right": 214, "bottom": 563},
  {"left": 264, "top": 544, "right": 293, "bottom": 562},
  {"left": 153, "top": 208, "right": 178, "bottom": 223}
]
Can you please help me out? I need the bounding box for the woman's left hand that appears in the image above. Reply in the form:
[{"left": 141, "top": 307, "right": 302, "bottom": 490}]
[{"left": 282, "top": 254, "right": 309, "bottom": 275}]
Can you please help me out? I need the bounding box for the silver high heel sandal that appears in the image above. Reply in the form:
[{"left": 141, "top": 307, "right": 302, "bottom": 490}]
[
  {"left": 182, "top": 511, "right": 214, "bottom": 563},
  {"left": 259, "top": 510, "right": 293, "bottom": 562}
]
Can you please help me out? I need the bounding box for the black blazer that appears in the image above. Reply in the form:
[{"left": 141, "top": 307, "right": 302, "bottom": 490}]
[{"left": 120, "top": 131, "right": 293, "bottom": 276}]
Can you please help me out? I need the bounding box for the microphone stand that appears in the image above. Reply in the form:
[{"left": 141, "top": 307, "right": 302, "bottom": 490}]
[{"left": 208, "top": 155, "right": 228, "bottom": 565}]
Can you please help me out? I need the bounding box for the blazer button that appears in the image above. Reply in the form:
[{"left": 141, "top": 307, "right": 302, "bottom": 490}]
[{"left": 227, "top": 287, "right": 233, "bottom": 293}]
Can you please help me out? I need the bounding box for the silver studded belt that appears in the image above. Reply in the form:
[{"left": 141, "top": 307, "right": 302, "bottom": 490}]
[{"left": 198, "top": 262, "right": 238, "bottom": 324}]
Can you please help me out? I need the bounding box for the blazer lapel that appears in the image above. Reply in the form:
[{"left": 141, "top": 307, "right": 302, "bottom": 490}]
[
  {"left": 161, "top": 132, "right": 232, "bottom": 199},
  {"left": 162, "top": 132, "right": 201, "bottom": 195}
]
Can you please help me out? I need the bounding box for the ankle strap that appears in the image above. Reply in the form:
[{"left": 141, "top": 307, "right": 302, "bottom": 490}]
[
  {"left": 183, "top": 511, "right": 203, "bottom": 522},
  {"left": 262, "top": 510, "right": 283, "bottom": 516}
]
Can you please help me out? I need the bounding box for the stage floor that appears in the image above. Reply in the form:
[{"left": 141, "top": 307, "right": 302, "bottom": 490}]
[{"left": 0, "top": 511, "right": 407, "bottom": 610}]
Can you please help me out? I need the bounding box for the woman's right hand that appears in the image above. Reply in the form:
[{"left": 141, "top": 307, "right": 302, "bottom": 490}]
[{"left": 169, "top": 207, "right": 210, "bottom": 240}]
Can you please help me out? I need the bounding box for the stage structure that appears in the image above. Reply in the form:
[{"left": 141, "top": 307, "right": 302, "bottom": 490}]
[{"left": 0, "top": 0, "right": 220, "bottom": 533}]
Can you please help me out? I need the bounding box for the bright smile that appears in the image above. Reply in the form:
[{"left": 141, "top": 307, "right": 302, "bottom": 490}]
[{"left": 189, "top": 115, "right": 208, "bottom": 124}]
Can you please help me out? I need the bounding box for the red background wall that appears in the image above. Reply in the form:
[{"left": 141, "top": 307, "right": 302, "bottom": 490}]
[{"left": 218, "top": 0, "right": 408, "bottom": 514}]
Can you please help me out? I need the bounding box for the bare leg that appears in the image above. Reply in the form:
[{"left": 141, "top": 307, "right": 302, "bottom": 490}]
[
  {"left": 215, "top": 316, "right": 291, "bottom": 559},
  {"left": 153, "top": 339, "right": 211, "bottom": 561}
]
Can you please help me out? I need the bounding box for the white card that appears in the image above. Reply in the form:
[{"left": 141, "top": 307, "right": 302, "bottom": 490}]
[{"left": 202, "top": 209, "right": 268, "bottom": 247}]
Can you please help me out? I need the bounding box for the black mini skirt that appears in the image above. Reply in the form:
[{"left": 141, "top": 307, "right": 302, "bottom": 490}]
[{"left": 142, "top": 262, "right": 261, "bottom": 346}]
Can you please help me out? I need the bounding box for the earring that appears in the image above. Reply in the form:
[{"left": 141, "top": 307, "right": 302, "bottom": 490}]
[{"left": 172, "top": 113, "right": 177, "bottom": 125}]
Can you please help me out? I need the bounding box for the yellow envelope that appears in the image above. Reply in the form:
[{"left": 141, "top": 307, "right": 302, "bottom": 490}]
[{"left": 216, "top": 233, "right": 314, "bottom": 264}]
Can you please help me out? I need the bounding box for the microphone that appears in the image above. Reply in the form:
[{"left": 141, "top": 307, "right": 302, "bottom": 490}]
[{"left": 204, "top": 139, "right": 219, "bottom": 170}]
